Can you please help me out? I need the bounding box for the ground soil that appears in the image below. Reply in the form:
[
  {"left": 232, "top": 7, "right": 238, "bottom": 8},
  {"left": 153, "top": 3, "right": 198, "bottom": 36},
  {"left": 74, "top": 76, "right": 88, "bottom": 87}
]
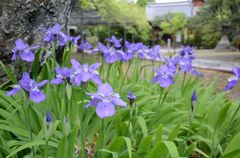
[{"left": 72, "top": 53, "right": 240, "bottom": 101}]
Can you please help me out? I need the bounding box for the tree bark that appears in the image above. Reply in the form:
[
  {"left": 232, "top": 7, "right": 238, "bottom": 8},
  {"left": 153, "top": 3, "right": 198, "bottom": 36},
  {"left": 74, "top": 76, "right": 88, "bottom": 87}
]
[{"left": 0, "top": 0, "right": 76, "bottom": 82}]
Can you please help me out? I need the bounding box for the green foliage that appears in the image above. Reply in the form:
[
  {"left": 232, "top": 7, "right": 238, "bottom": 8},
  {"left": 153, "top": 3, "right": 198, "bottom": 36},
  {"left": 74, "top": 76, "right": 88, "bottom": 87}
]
[
  {"left": 137, "top": 0, "right": 148, "bottom": 7},
  {"left": 189, "top": 0, "right": 240, "bottom": 48},
  {"left": 0, "top": 40, "right": 240, "bottom": 157},
  {"left": 80, "top": 0, "right": 151, "bottom": 43},
  {"left": 153, "top": 13, "right": 187, "bottom": 36},
  {"left": 189, "top": 15, "right": 221, "bottom": 49},
  {"left": 223, "top": 131, "right": 240, "bottom": 158},
  {"left": 188, "top": 5, "right": 222, "bottom": 49}
]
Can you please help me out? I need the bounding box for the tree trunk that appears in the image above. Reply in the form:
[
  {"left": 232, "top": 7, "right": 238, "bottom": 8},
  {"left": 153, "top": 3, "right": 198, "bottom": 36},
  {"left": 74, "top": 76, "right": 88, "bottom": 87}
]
[{"left": 0, "top": 0, "right": 76, "bottom": 82}]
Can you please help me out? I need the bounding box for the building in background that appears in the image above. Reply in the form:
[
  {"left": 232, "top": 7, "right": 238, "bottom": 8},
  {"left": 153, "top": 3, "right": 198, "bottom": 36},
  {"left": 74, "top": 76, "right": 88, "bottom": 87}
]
[
  {"left": 146, "top": 0, "right": 194, "bottom": 21},
  {"left": 146, "top": 0, "right": 205, "bottom": 46},
  {"left": 192, "top": 0, "right": 205, "bottom": 15}
]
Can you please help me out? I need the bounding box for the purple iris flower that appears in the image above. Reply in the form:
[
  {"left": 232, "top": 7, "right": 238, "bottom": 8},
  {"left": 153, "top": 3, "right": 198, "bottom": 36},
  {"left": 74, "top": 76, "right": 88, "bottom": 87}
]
[
  {"left": 133, "top": 43, "right": 145, "bottom": 52},
  {"left": 165, "top": 56, "right": 178, "bottom": 72},
  {"left": 121, "top": 50, "right": 134, "bottom": 62},
  {"left": 104, "top": 49, "right": 123, "bottom": 64},
  {"left": 135, "top": 43, "right": 145, "bottom": 50},
  {"left": 97, "top": 43, "right": 122, "bottom": 64},
  {"left": 58, "top": 33, "right": 69, "bottom": 46},
  {"left": 78, "top": 41, "right": 93, "bottom": 51},
  {"left": 11, "top": 39, "right": 38, "bottom": 62},
  {"left": 106, "top": 35, "right": 122, "bottom": 48},
  {"left": 127, "top": 89, "right": 137, "bottom": 105},
  {"left": 6, "top": 72, "right": 48, "bottom": 103},
  {"left": 224, "top": 79, "right": 238, "bottom": 91},
  {"left": 6, "top": 85, "right": 21, "bottom": 96},
  {"left": 70, "top": 59, "right": 102, "bottom": 85},
  {"left": 151, "top": 45, "right": 164, "bottom": 61},
  {"left": 51, "top": 67, "right": 73, "bottom": 85},
  {"left": 125, "top": 41, "right": 134, "bottom": 51},
  {"left": 121, "top": 42, "right": 135, "bottom": 62},
  {"left": 148, "top": 52, "right": 156, "bottom": 60},
  {"left": 126, "top": 42, "right": 143, "bottom": 54},
  {"left": 89, "top": 48, "right": 99, "bottom": 55},
  {"left": 191, "top": 90, "right": 197, "bottom": 103},
  {"left": 178, "top": 46, "right": 195, "bottom": 60},
  {"left": 179, "top": 58, "right": 192, "bottom": 73},
  {"left": 138, "top": 45, "right": 149, "bottom": 60},
  {"left": 43, "top": 23, "right": 69, "bottom": 46},
  {"left": 46, "top": 111, "right": 52, "bottom": 123},
  {"left": 192, "top": 69, "right": 204, "bottom": 77},
  {"left": 69, "top": 35, "right": 81, "bottom": 46},
  {"left": 152, "top": 65, "right": 175, "bottom": 88},
  {"left": 224, "top": 67, "right": 240, "bottom": 91},
  {"left": 97, "top": 42, "right": 107, "bottom": 53},
  {"left": 147, "top": 45, "right": 161, "bottom": 61},
  {"left": 86, "top": 83, "right": 127, "bottom": 118},
  {"left": 191, "top": 89, "right": 197, "bottom": 112}
]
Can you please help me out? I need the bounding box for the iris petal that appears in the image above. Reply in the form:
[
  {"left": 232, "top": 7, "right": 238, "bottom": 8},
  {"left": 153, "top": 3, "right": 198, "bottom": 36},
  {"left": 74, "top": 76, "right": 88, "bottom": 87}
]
[
  {"left": 15, "top": 39, "right": 29, "bottom": 50},
  {"left": 90, "top": 74, "right": 102, "bottom": 85},
  {"left": 96, "top": 102, "right": 116, "bottom": 118},
  {"left": 97, "top": 84, "right": 114, "bottom": 95},
  {"left": 21, "top": 50, "right": 35, "bottom": 62},
  {"left": 6, "top": 85, "right": 21, "bottom": 96},
  {"left": 112, "top": 97, "right": 127, "bottom": 107},
  {"left": 29, "top": 90, "right": 46, "bottom": 103},
  {"left": 71, "top": 59, "right": 82, "bottom": 70},
  {"left": 38, "top": 80, "right": 48, "bottom": 87},
  {"left": 224, "top": 79, "right": 238, "bottom": 91},
  {"left": 89, "top": 63, "right": 102, "bottom": 72},
  {"left": 233, "top": 67, "right": 240, "bottom": 78}
]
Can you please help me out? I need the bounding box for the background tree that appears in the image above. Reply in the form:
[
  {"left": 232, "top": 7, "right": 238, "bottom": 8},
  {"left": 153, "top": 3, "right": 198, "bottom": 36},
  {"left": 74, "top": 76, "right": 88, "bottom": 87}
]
[
  {"left": 153, "top": 13, "right": 187, "bottom": 47},
  {"left": 137, "top": 0, "right": 155, "bottom": 7},
  {"left": 137, "top": 0, "right": 147, "bottom": 7},
  {"left": 80, "top": 0, "right": 151, "bottom": 43},
  {"left": 189, "top": 0, "right": 240, "bottom": 49},
  {"left": 0, "top": 0, "right": 76, "bottom": 81}
]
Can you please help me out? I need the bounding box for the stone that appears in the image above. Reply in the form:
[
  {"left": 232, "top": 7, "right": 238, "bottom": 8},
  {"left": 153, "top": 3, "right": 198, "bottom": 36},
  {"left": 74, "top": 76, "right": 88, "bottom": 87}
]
[
  {"left": 215, "top": 35, "right": 236, "bottom": 52},
  {"left": 0, "top": 0, "right": 77, "bottom": 82}
]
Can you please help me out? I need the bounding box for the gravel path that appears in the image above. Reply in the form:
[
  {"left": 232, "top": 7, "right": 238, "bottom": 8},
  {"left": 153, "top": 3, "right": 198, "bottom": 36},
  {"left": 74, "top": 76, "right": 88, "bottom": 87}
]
[
  {"left": 195, "top": 68, "right": 239, "bottom": 101},
  {"left": 72, "top": 51, "right": 240, "bottom": 101}
]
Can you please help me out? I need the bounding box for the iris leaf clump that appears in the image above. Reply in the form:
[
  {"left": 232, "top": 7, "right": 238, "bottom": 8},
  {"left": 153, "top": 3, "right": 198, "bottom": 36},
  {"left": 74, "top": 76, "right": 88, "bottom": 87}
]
[{"left": 0, "top": 24, "right": 240, "bottom": 158}]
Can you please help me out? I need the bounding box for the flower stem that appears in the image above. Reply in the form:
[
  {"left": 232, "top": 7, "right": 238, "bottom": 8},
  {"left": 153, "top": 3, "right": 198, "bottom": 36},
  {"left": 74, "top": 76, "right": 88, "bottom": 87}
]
[
  {"left": 100, "top": 119, "right": 105, "bottom": 148},
  {"left": 186, "top": 103, "right": 195, "bottom": 141},
  {"left": 26, "top": 105, "right": 35, "bottom": 157},
  {"left": 161, "top": 86, "right": 171, "bottom": 105},
  {"left": 136, "top": 58, "right": 140, "bottom": 81},
  {"left": 105, "top": 64, "right": 112, "bottom": 82},
  {"left": 52, "top": 41, "right": 57, "bottom": 68},
  {"left": 118, "top": 61, "right": 123, "bottom": 77},
  {"left": 120, "top": 61, "right": 131, "bottom": 93},
  {"left": 79, "top": 87, "right": 87, "bottom": 158},
  {"left": 128, "top": 104, "right": 134, "bottom": 141},
  {"left": 181, "top": 72, "right": 186, "bottom": 93},
  {"left": 95, "top": 119, "right": 105, "bottom": 158},
  {"left": 100, "top": 54, "right": 104, "bottom": 77},
  {"left": 156, "top": 87, "right": 163, "bottom": 112},
  {"left": 45, "top": 139, "right": 49, "bottom": 158},
  {"left": 22, "top": 93, "right": 35, "bottom": 157},
  {"left": 157, "top": 86, "right": 171, "bottom": 113},
  {"left": 151, "top": 61, "right": 155, "bottom": 78}
]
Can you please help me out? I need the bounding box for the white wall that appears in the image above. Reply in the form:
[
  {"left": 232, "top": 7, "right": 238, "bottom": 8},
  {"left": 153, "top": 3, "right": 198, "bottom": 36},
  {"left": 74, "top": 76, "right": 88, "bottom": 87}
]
[{"left": 146, "top": 2, "right": 193, "bottom": 21}]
